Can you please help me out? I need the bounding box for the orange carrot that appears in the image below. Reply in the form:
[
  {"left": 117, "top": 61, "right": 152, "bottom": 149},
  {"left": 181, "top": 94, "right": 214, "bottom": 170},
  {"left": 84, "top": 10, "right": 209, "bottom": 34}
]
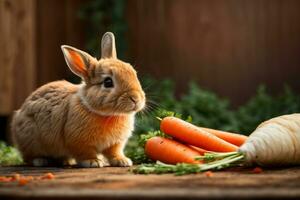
[
  {"left": 204, "top": 171, "right": 214, "bottom": 177},
  {"left": 253, "top": 167, "right": 263, "bottom": 174},
  {"left": 200, "top": 127, "right": 248, "bottom": 146},
  {"left": 145, "top": 136, "right": 202, "bottom": 164},
  {"left": 26, "top": 176, "right": 34, "bottom": 181},
  {"left": 160, "top": 117, "right": 238, "bottom": 152},
  {"left": 189, "top": 145, "right": 209, "bottom": 155},
  {"left": 12, "top": 173, "right": 21, "bottom": 181},
  {"left": 41, "top": 173, "right": 55, "bottom": 180},
  {"left": 0, "top": 176, "right": 13, "bottom": 182},
  {"left": 18, "top": 178, "right": 29, "bottom": 186}
]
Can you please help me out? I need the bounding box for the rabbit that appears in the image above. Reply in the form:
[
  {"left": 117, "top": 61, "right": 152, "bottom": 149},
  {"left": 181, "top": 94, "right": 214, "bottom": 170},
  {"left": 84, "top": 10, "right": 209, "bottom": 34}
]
[{"left": 11, "top": 32, "right": 146, "bottom": 168}]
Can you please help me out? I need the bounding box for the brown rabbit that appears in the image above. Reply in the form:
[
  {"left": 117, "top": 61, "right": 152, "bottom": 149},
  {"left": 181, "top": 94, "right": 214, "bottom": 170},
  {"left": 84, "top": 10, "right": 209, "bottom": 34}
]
[{"left": 11, "top": 32, "right": 146, "bottom": 167}]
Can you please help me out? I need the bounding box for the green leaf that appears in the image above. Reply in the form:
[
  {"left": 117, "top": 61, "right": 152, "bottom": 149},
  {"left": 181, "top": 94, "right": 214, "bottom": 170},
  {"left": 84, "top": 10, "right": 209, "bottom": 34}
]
[{"left": 0, "top": 141, "right": 23, "bottom": 166}]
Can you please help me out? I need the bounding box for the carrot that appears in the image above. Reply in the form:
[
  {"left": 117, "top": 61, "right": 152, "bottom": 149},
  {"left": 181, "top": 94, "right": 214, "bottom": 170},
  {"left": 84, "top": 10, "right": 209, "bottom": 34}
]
[
  {"left": 160, "top": 117, "right": 238, "bottom": 152},
  {"left": 252, "top": 167, "right": 263, "bottom": 174},
  {"left": 204, "top": 171, "right": 214, "bottom": 177},
  {"left": 200, "top": 127, "right": 247, "bottom": 146},
  {"left": 18, "top": 178, "right": 29, "bottom": 186},
  {"left": 0, "top": 176, "right": 13, "bottom": 182},
  {"left": 189, "top": 145, "right": 209, "bottom": 155},
  {"left": 145, "top": 136, "right": 202, "bottom": 164},
  {"left": 26, "top": 176, "right": 34, "bottom": 181},
  {"left": 41, "top": 173, "right": 55, "bottom": 180},
  {"left": 12, "top": 173, "right": 21, "bottom": 181}
]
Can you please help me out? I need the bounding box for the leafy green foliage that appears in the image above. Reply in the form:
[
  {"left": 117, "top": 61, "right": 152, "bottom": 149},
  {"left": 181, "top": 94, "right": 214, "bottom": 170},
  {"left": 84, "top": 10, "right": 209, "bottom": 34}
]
[
  {"left": 133, "top": 162, "right": 202, "bottom": 175},
  {"left": 133, "top": 152, "right": 244, "bottom": 175},
  {"left": 177, "top": 83, "right": 239, "bottom": 132},
  {"left": 133, "top": 78, "right": 240, "bottom": 137},
  {"left": 0, "top": 141, "right": 22, "bottom": 166},
  {"left": 236, "top": 86, "right": 300, "bottom": 134},
  {"left": 136, "top": 77, "right": 300, "bottom": 136}
]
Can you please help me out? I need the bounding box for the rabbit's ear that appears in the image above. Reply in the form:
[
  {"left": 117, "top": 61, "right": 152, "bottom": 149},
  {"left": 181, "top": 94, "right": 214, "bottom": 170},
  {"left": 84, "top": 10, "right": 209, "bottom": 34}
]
[
  {"left": 61, "top": 45, "right": 92, "bottom": 78},
  {"left": 101, "top": 32, "right": 117, "bottom": 59}
]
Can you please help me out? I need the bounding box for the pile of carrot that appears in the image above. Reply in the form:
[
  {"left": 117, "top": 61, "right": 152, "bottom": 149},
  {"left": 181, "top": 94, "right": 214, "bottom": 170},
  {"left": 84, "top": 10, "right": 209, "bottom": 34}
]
[
  {"left": 0, "top": 172, "right": 55, "bottom": 186},
  {"left": 145, "top": 116, "right": 248, "bottom": 165}
]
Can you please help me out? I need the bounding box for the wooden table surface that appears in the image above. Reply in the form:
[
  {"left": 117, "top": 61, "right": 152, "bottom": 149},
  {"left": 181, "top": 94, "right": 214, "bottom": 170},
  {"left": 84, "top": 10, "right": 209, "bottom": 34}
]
[{"left": 0, "top": 166, "right": 300, "bottom": 200}]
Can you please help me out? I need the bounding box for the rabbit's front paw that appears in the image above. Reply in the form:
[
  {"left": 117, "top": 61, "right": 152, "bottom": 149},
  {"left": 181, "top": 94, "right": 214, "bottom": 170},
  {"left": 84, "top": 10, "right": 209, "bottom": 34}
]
[
  {"left": 109, "top": 156, "right": 133, "bottom": 167},
  {"left": 78, "top": 158, "right": 108, "bottom": 168}
]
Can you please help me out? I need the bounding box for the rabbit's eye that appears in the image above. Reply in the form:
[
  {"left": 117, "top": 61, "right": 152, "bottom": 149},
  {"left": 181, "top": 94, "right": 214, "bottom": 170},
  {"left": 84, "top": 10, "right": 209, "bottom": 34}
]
[{"left": 103, "top": 77, "right": 114, "bottom": 88}]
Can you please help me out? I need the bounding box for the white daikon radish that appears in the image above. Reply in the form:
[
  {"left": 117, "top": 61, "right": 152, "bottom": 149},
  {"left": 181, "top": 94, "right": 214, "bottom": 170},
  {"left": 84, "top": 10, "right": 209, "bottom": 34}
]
[
  {"left": 239, "top": 113, "right": 300, "bottom": 166},
  {"left": 197, "top": 114, "right": 300, "bottom": 170}
]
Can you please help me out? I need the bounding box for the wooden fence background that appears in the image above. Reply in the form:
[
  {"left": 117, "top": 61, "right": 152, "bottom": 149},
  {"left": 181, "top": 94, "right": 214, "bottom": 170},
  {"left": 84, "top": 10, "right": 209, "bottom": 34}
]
[
  {"left": 1, "top": 0, "right": 300, "bottom": 115},
  {"left": 127, "top": 0, "right": 300, "bottom": 105},
  {"left": 0, "top": 0, "right": 85, "bottom": 115}
]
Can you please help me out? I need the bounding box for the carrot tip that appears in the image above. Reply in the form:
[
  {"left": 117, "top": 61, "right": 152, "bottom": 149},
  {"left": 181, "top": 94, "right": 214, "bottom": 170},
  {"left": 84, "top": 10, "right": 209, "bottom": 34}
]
[
  {"left": 18, "top": 178, "right": 29, "bottom": 186},
  {"left": 204, "top": 171, "right": 214, "bottom": 177},
  {"left": 252, "top": 167, "right": 263, "bottom": 174},
  {"left": 41, "top": 173, "right": 55, "bottom": 180}
]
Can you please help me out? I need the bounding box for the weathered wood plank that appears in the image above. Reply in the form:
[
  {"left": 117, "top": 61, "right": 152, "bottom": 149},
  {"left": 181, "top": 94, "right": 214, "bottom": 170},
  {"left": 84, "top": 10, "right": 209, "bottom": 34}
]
[
  {"left": 0, "top": 0, "right": 36, "bottom": 115},
  {"left": 0, "top": 166, "right": 300, "bottom": 199}
]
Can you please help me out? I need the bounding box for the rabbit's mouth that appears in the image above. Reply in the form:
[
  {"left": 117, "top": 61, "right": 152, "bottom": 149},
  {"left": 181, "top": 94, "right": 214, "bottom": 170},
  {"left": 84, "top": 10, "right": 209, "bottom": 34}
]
[
  {"left": 118, "top": 100, "right": 145, "bottom": 114},
  {"left": 127, "top": 97, "right": 145, "bottom": 112},
  {"left": 129, "top": 101, "right": 144, "bottom": 112},
  {"left": 114, "top": 93, "right": 146, "bottom": 113}
]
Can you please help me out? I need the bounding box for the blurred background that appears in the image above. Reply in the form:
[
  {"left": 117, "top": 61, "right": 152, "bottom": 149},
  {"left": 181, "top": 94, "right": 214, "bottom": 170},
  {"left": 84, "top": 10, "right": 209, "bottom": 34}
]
[{"left": 1, "top": 0, "right": 300, "bottom": 145}]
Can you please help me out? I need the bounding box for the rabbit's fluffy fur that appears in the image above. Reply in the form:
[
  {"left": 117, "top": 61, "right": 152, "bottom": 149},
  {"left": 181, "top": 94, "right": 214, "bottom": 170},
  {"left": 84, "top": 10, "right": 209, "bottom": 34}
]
[{"left": 11, "top": 32, "right": 145, "bottom": 167}]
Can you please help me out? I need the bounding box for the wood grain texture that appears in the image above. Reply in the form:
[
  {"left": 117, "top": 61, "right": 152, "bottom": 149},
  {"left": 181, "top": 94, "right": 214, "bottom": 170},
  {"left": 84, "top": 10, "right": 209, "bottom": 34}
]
[
  {"left": 127, "top": 0, "right": 300, "bottom": 105},
  {"left": 0, "top": 166, "right": 300, "bottom": 199},
  {"left": 0, "top": 0, "right": 85, "bottom": 115},
  {"left": 0, "top": 0, "right": 36, "bottom": 114},
  {"left": 35, "top": 0, "right": 67, "bottom": 86},
  {"left": 36, "top": 0, "right": 85, "bottom": 86}
]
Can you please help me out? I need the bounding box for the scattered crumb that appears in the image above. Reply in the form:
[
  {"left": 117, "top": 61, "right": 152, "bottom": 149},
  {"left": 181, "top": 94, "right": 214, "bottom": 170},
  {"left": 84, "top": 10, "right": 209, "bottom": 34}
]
[
  {"left": 0, "top": 172, "right": 55, "bottom": 186},
  {"left": 26, "top": 176, "right": 34, "bottom": 181},
  {"left": 253, "top": 167, "right": 263, "bottom": 174},
  {"left": 18, "top": 178, "right": 29, "bottom": 186},
  {"left": 12, "top": 173, "right": 20, "bottom": 181},
  {"left": 204, "top": 171, "right": 214, "bottom": 177},
  {"left": 0, "top": 176, "right": 13, "bottom": 182},
  {"left": 41, "top": 173, "right": 55, "bottom": 180}
]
